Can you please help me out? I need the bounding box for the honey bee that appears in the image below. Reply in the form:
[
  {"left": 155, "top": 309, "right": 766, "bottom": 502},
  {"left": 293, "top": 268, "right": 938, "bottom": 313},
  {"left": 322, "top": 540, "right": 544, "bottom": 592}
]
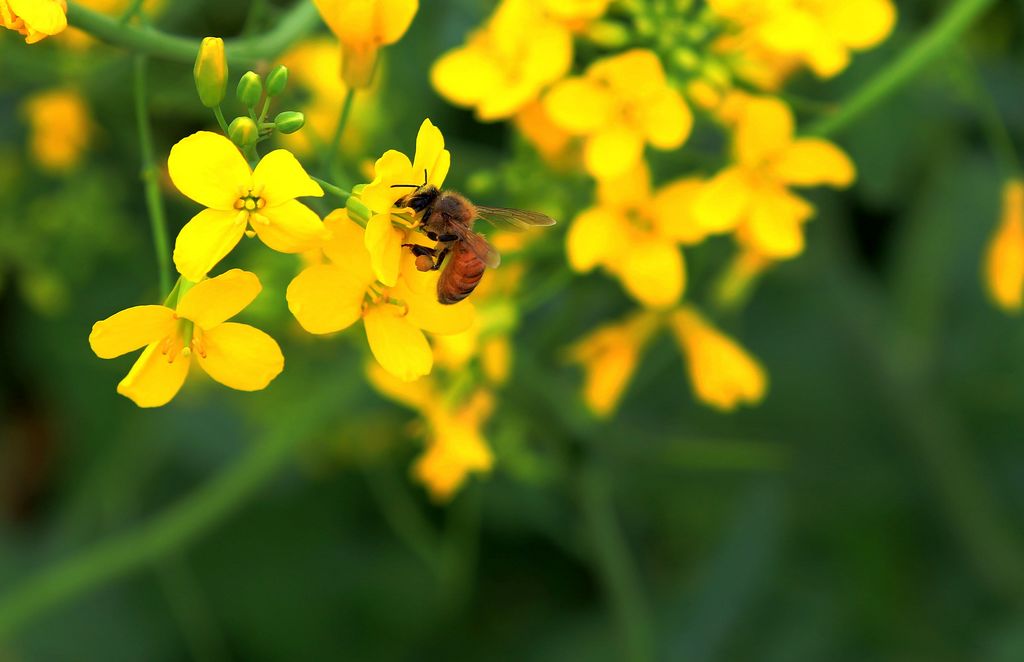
[{"left": 394, "top": 174, "right": 556, "bottom": 304}]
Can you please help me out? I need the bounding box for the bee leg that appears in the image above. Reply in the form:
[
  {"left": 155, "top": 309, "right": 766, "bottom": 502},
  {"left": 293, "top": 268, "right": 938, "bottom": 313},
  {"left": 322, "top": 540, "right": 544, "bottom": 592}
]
[
  {"left": 437, "top": 233, "right": 459, "bottom": 242},
  {"left": 431, "top": 247, "right": 449, "bottom": 271}
]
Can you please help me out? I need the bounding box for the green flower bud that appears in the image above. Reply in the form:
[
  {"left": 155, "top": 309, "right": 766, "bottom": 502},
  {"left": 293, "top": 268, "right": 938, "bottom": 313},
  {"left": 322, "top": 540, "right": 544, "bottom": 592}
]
[
  {"left": 274, "top": 111, "right": 305, "bottom": 134},
  {"left": 193, "top": 37, "right": 227, "bottom": 108},
  {"left": 265, "top": 65, "right": 289, "bottom": 96},
  {"left": 672, "top": 47, "right": 700, "bottom": 72},
  {"left": 236, "top": 71, "right": 263, "bottom": 108},
  {"left": 228, "top": 116, "right": 259, "bottom": 148},
  {"left": 583, "top": 21, "right": 631, "bottom": 49}
]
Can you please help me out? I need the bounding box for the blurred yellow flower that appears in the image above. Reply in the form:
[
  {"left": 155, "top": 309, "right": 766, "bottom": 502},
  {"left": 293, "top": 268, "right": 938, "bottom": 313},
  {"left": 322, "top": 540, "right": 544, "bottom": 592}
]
[
  {"left": 168, "top": 132, "right": 325, "bottom": 281},
  {"left": 431, "top": 0, "right": 572, "bottom": 121},
  {"left": 984, "top": 179, "right": 1024, "bottom": 313},
  {"left": 287, "top": 210, "right": 475, "bottom": 381},
  {"left": 542, "top": 0, "right": 611, "bottom": 27},
  {"left": 568, "top": 311, "right": 659, "bottom": 418},
  {"left": 669, "top": 307, "right": 767, "bottom": 411},
  {"left": 89, "top": 270, "right": 284, "bottom": 408},
  {"left": 710, "top": 0, "right": 896, "bottom": 82},
  {"left": 312, "top": 0, "right": 418, "bottom": 88},
  {"left": 513, "top": 101, "right": 575, "bottom": 169},
  {"left": 693, "top": 95, "right": 855, "bottom": 259},
  {"left": 544, "top": 49, "right": 692, "bottom": 181},
  {"left": 21, "top": 88, "right": 91, "bottom": 173},
  {"left": 1, "top": 0, "right": 66, "bottom": 43},
  {"left": 568, "top": 165, "right": 705, "bottom": 308},
  {"left": 358, "top": 118, "right": 450, "bottom": 286}
]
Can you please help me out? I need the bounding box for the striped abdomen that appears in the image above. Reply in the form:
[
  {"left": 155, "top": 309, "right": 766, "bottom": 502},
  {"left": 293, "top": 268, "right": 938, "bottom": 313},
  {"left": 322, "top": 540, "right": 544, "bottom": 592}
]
[{"left": 438, "top": 241, "right": 486, "bottom": 304}]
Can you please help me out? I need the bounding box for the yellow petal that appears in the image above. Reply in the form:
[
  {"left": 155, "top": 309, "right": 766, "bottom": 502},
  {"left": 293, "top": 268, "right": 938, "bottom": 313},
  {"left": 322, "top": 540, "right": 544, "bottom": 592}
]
[
  {"left": 773, "top": 138, "right": 856, "bottom": 187},
  {"left": 168, "top": 131, "right": 251, "bottom": 210},
  {"left": 364, "top": 304, "right": 433, "bottom": 381},
  {"left": 364, "top": 213, "right": 404, "bottom": 286},
  {"left": 286, "top": 264, "right": 367, "bottom": 334},
  {"left": 735, "top": 96, "right": 794, "bottom": 166},
  {"left": 172, "top": 208, "right": 247, "bottom": 282},
  {"left": 195, "top": 323, "right": 284, "bottom": 391},
  {"left": 252, "top": 149, "right": 324, "bottom": 205},
  {"left": 584, "top": 125, "right": 644, "bottom": 181},
  {"left": 89, "top": 305, "right": 177, "bottom": 359},
  {"left": 567, "top": 207, "right": 628, "bottom": 272},
  {"left": 756, "top": 10, "right": 820, "bottom": 56},
  {"left": 412, "top": 119, "right": 451, "bottom": 188},
  {"left": 568, "top": 312, "right": 658, "bottom": 418},
  {"left": 430, "top": 45, "right": 503, "bottom": 108},
  {"left": 8, "top": 0, "right": 66, "bottom": 36},
  {"left": 639, "top": 89, "right": 692, "bottom": 149},
  {"left": 360, "top": 149, "right": 414, "bottom": 214},
  {"left": 824, "top": 0, "right": 896, "bottom": 49},
  {"left": 395, "top": 272, "right": 476, "bottom": 334},
  {"left": 176, "top": 269, "right": 261, "bottom": 330},
  {"left": 543, "top": 77, "right": 616, "bottom": 135},
  {"left": 984, "top": 180, "right": 1024, "bottom": 312},
  {"left": 366, "top": 361, "right": 436, "bottom": 410},
  {"left": 740, "top": 187, "right": 814, "bottom": 258},
  {"left": 651, "top": 177, "right": 709, "bottom": 245},
  {"left": 693, "top": 167, "right": 752, "bottom": 232},
  {"left": 804, "top": 35, "right": 850, "bottom": 78},
  {"left": 377, "top": 0, "right": 418, "bottom": 45},
  {"left": 589, "top": 49, "right": 665, "bottom": 99},
  {"left": 619, "top": 235, "right": 685, "bottom": 308},
  {"left": 252, "top": 200, "right": 325, "bottom": 253},
  {"left": 117, "top": 341, "right": 191, "bottom": 408},
  {"left": 322, "top": 209, "right": 376, "bottom": 283},
  {"left": 670, "top": 307, "right": 767, "bottom": 411}
]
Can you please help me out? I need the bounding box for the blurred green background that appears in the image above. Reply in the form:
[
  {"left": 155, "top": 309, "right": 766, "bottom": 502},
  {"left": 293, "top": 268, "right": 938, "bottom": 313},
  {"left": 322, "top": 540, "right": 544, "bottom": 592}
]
[{"left": 3, "top": 0, "right": 1024, "bottom": 660}]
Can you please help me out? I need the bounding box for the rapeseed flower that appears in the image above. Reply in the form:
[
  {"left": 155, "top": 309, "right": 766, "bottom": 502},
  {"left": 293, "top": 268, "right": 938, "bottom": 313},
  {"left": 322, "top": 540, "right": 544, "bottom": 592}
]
[
  {"left": 21, "top": 88, "right": 91, "bottom": 173},
  {"left": 984, "top": 179, "right": 1024, "bottom": 313},
  {"left": 544, "top": 49, "right": 692, "bottom": 181},
  {"left": 669, "top": 306, "right": 766, "bottom": 411},
  {"left": 693, "top": 95, "right": 854, "bottom": 258},
  {"left": 568, "top": 164, "right": 705, "bottom": 308},
  {"left": 431, "top": 0, "right": 572, "bottom": 122},
  {"left": 287, "top": 210, "right": 474, "bottom": 381},
  {"left": 1, "top": 0, "right": 66, "bottom": 43},
  {"left": 89, "top": 270, "right": 284, "bottom": 407},
  {"left": 168, "top": 132, "right": 325, "bottom": 282},
  {"left": 312, "top": 0, "right": 418, "bottom": 88}
]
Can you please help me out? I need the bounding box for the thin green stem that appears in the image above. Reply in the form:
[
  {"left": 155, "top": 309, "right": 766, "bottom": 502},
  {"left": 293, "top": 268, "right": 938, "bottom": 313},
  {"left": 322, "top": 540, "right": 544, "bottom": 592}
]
[
  {"left": 212, "top": 106, "right": 230, "bottom": 136},
  {"left": 311, "top": 176, "right": 352, "bottom": 201},
  {"left": 66, "top": 0, "right": 320, "bottom": 64},
  {"left": 808, "top": 0, "right": 998, "bottom": 138},
  {"left": 0, "top": 385, "right": 341, "bottom": 641},
  {"left": 323, "top": 88, "right": 356, "bottom": 175},
  {"left": 955, "top": 51, "right": 1022, "bottom": 175},
  {"left": 133, "top": 55, "right": 173, "bottom": 295},
  {"left": 578, "top": 463, "right": 654, "bottom": 662}
]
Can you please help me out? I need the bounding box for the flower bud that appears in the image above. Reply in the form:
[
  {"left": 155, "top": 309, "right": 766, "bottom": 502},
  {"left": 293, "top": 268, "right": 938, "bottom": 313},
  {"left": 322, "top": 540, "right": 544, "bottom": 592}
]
[
  {"left": 236, "top": 71, "right": 263, "bottom": 108},
  {"left": 193, "top": 37, "right": 227, "bottom": 108},
  {"left": 274, "top": 111, "right": 305, "bottom": 134},
  {"left": 583, "top": 21, "right": 631, "bottom": 49},
  {"left": 228, "top": 116, "right": 258, "bottom": 148},
  {"left": 265, "top": 65, "right": 289, "bottom": 96}
]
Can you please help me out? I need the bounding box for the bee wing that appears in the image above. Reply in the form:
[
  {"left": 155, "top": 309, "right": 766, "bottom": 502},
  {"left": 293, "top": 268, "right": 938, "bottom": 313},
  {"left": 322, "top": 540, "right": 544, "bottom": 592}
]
[
  {"left": 455, "top": 227, "right": 501, "bottom": 269},
  {"left": 475, "top": 205, "right": 557, "bottom": 233}
]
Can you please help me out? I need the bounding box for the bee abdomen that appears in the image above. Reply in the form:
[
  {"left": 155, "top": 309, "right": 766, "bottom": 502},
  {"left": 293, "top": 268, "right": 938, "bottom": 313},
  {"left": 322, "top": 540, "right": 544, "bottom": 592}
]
[{"left": 438, "top": 244, "right": 485, "bottom": 304}]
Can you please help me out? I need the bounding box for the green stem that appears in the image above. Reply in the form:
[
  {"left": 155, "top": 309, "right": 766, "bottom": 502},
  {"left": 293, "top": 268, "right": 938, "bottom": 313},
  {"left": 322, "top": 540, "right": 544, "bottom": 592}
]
[
  {"left": 578, "top": 463, "right": 654, "bottom": 662},
  {"left": 311, "top": 176, "right": 352, "bottom": 201},
  {"left": 323, "top": 88, "right": 356, "bottom": 174},
  {"left": 119, "top": 0, "right": 145, "bottom": 23},
  {"left": 0, "top": 388, "right": 338, "bottom": 641},
  {"left": 808, "top": 0, "right": 998, "bottom": 138},
  {"left": 66, "top": 0, "right": 320, "bottom": 64},
  {"left": 954, "top": 51, "right": 1022, "bottom": 175},
  {"left": 212, "top": 106, "right": 230, "bottom": 136},
  {"left": 133, "top": 55, "right": 173, "bottom": 295}
]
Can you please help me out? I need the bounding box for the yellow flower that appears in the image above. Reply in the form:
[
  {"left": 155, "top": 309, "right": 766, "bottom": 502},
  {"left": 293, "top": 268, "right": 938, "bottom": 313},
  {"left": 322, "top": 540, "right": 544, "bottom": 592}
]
[
  {"left": 358, "top": 118, "right": 450, "bottom": 286},
  {"left": 693, "top": 95, "right": 855, "bottom": 259},
  {"left": 984, "top": 179, "right": 1024, "bottom": 313},
  {"left": 21, "top": 88, "right": 91, "bottom": 173},
  {"left": 543, "top": 49, "right": 692, "bottom": 181},
  {"left": 567, "top": 164, "right": 705, "bottom": 308},
  {"left": 513, "top": 101, "right": 575, "bottom": 169},
  {"left": 710, "top": 0, "right": 896, "bottom": 82},
  {"left": 312, "top": 0, "right": 418, "bottom": 88},
  {"left": 89, "top": 270, "right": 284, "bottom": 408},
  {"left": 669, "top": 306, "right": 767, "bottom": 411},
  {"left": 1, "top": 0, "right": 66, "bottom": 43},
  {"left": 542, "top": 0, "right": 611, "bottom": 27},
  {"left": 287, "top": 210, "right": 474, "bottom": 381},
  {"left": 431, "top": 0, "right": 572, "bottom": 122},
  {"left": 568, "top": 311, "right": 659, "bottom": 418},
  {"left": 168, "top": 132, "right": 325, "bottom": 282}
]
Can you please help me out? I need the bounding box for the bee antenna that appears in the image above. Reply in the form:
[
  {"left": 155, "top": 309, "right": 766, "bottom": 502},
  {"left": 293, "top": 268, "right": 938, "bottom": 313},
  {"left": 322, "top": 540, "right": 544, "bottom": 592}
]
[
  {"left": 390, "top": 183, "right": 420, "bottom": 189},
  {"left": 422, "top": 169, "right": 428, "bottom": 187}
]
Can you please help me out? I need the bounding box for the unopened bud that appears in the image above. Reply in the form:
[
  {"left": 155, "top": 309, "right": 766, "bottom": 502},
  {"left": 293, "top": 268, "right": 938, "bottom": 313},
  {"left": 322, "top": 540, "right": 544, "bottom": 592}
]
[
  {"left": 228, "top": 116, "right": 258, "bottom": 148},
  {"left": 265, "top": 65, "right": 289, "bottom": 96},
  {"left": 193, "top": 37, "right": 227, "bottom": 108},
  {"left": 583, "top": 21, "right": 631, "bottom": 48},
  {"left": 274, "top": 111, "right": 305, "bottom": 134},
  {"left": 236, "top": 71, "right": 263, "bottom": 108}
]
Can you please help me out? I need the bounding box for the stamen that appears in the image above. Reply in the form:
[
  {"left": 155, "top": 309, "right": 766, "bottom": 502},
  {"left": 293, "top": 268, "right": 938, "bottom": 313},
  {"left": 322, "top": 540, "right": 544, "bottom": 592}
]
[
  {"left": 244, "top": 198, "right": 256, "bottom": 211},
  {"left": 250, "top": 212, "right": 270, "bottom": 225},
  {"left": 233, "top": 199, "right": 245, "bottom": 210}
]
